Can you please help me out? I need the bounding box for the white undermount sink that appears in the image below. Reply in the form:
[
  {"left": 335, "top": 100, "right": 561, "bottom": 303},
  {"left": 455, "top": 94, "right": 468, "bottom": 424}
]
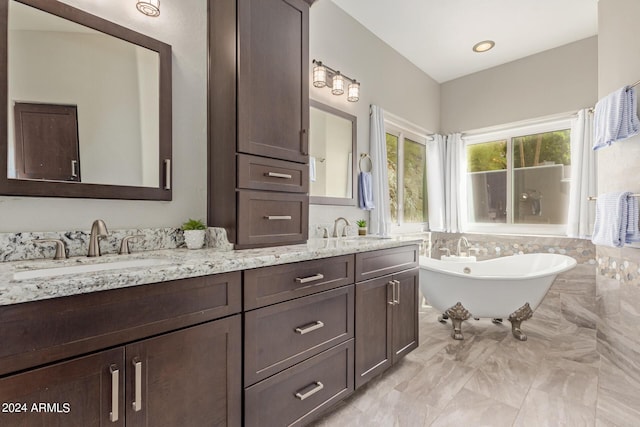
[{"left": 13, "top": 258, "right": 171, "bottom": 281}]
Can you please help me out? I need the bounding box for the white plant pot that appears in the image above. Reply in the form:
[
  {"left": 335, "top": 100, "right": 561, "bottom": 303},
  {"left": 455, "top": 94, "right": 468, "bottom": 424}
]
[{"left": 184, "top": 229, "right": 205, "bottom": 249}]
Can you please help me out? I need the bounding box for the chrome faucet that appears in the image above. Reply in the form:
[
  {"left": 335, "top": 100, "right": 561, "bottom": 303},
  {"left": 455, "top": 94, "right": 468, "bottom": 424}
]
[
  {"left": 88, "top": 219, "right": 109, "bottom": 257},
  {"left": 332, "top": 217, "right": 351, "bottom": 237},
  {"left": 456, "top": 236, "right": 470, "bottom": 256}
]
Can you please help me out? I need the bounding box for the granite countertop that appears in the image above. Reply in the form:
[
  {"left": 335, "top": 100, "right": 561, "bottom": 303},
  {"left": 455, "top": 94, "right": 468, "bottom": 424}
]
[{"left": 0, "top": 236, "right": 423, "bottom": 306}]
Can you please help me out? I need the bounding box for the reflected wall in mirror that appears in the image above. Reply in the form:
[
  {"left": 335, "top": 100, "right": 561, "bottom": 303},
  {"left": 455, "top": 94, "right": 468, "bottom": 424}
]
[
  {"left": 309, "top": 99, "right": 356, "bottom": 206},
  {"left": 0, "top": 0, "right": 172, "bottom": 200}
]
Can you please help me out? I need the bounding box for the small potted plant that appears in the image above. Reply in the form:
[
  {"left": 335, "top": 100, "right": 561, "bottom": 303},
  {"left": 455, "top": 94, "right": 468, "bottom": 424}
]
[
  {"left": 182, "top": 219, "right": 206, "bottom": 249},
  {"left": 356, "top": 219, "right": 367, "bottom": 236}
]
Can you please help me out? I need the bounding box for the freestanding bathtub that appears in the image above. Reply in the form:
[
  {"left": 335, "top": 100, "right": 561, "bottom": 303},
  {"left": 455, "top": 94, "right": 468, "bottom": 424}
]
[{"left": 419, "top": 253, "right": 577, "bottom": 341}]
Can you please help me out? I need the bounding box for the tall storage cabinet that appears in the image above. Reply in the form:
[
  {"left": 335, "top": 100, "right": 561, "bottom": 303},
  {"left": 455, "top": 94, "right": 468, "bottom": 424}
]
[{"left": 209, "top": 0, "right": 312, "bottom": 248}]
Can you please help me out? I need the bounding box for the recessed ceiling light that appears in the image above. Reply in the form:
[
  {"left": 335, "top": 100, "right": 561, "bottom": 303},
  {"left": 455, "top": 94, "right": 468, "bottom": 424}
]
[{"left": 472, "top": 40, "right": 495, "bottom": 53}]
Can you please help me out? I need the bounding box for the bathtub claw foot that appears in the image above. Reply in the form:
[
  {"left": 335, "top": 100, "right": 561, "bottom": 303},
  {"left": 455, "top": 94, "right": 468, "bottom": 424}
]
[
  {"left": 508, "top": 303, "right": 533, "bottom": 341},
  {"left": 445, "top": 302, "right": 471, "bottom": 340},
  {"left": 438, "top": 314, "right": 449, "bottom": 324},
  {"left": 492, "top": 318, "right": 503, "bottom": 324}
]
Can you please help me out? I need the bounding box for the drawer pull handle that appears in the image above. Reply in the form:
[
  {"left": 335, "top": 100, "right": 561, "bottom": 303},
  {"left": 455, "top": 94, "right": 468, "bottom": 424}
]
[
  {"left": 264, "top": 215, "right": 292, "bottom": 220},
  {"left": 132, "top": 358, "right": 142, "bottom": 412},
  {"left": 388, "top": 281, "right": 395, "bottom": 305},
  {"left": 295, "top": 381, "right": 324, "bottom": 401},
  {"left": 109, "top": 364, "right": 119, "bottom": 422},
  {"left": 295, "top": 273, "right": 324, "bottom": 284},
  {"left": 294, "top": 320, "right": 324, "bottom": 335},
  {"left": 266, "top": 172, "right": 293, "bottom": 179},
  {"left": 394, "top": 280, "right": 401, "bottom": 305}
]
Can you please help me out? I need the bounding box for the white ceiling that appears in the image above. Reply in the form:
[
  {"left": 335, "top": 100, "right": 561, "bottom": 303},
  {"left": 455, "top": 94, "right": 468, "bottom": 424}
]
[{"left": 331, "top": 0, "right": 599, "bottom": 83}]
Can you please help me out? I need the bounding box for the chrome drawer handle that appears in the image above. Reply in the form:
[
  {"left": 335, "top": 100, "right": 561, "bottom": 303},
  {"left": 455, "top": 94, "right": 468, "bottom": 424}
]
[
  {"left": 388, "top": 281, "right": 395, "bottom": 305},
  {"left": 294, "top": 381, "right": 324, "bottom": 401},
  {"left": 266, "top": 172, "right": 292, "bottom": 179},
  {"left": 294, "top": 320, "right": 324, "bottom": 335},
  {"left": 109, "top": 364, "right": 119, "bottom": 422},
  {"left": 164, "top": 159, "right": 171, "bottom": 190},
  {"left": 132, "top": 358, "right": 142, "bottom": 412},
  {"left": 295, "top": 273, "right": 324, "bottom": 284},
  {"left": 394, "top": 280, "right": 401, "bottom": 305},
  {"left": 264, "top": 215, "right": 292, "bottom": 220}
]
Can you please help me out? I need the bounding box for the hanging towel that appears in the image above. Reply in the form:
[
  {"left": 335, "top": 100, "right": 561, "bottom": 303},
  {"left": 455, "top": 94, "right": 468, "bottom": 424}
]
[
  {"left": 593, "top": 86, "right": 640, "bottom": 150},
  {"left": 358, "top": 171, "right": 374, "bottom": 210},
  {"left": 309, "top": 156, "right": 316, "bottom": 182},
  {"left": 591, "top": 192, "right": 640, "bottom": 247}
]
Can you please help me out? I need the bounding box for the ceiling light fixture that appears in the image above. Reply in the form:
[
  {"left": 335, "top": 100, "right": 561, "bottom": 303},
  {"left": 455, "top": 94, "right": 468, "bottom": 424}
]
[
  {"left": 472, "top": 40, "right": 495, "bottom": 53},
  {"left": 137, "top": 0, "right": 160, "bottom": 17},
  {"left": 312, "top": 59, "right": 360, "bottom": 102}
]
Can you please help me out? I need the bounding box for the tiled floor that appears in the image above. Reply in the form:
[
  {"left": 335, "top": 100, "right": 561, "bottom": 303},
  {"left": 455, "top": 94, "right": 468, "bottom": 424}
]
[{"left": 312, "top": 293, "right": 639, "bottom": 427}]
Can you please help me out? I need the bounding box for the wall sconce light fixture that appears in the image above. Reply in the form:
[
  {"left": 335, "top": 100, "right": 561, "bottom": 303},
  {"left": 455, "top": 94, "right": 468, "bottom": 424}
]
[
  {"left": 137, "top": 0, "right": 160, "bottom": 17},
  {"left": 313, "top": 59, "right": 359, "bottom": 102}
]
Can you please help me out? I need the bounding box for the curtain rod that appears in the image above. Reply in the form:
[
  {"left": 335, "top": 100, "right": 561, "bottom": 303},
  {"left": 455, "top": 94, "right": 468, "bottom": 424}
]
[{"left": 587, "top": 194, "right": 640, "bottom": 201}]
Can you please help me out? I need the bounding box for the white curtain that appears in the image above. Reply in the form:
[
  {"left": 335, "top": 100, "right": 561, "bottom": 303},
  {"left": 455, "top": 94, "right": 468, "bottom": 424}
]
[
  {"left": 426, "top": 134, "right": 446, "bottom": 231},
  {"left": 426, "top": 133, "right": 466, "bottom": 232},
  {"left": 567, "top": 109, "right": 597, "bottom": 238},
  {"left": 369, "top": 105, "right": 392, "bottom": 236}
]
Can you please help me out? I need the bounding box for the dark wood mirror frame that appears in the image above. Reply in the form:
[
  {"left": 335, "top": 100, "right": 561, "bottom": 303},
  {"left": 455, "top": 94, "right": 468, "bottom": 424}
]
[
  {"left": 309, "top": 99, "right": 357, "bottom": 206},
  {"left": 0, "top": 0, "right": 172, "bottom": 200}
]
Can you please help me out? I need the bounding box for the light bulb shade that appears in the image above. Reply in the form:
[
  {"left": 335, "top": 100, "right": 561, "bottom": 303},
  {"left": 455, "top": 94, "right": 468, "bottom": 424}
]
[
  {"left": 347, "top": 81, "right": 360, "bottom": 102},
  {"left": 137, "top": 0, "right": 160, "bottom": 17},
  {"left": 332, "top": 73, "right": 344, "bottom": 95},
  {"left": 313, "top": 64, "right": 327, "bottom": 88}
]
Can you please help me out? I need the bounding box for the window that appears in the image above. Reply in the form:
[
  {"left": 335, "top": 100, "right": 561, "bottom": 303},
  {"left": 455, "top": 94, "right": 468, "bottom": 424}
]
[
  {"left": 386, "top": 121, "right": 428, "bottom": 229},
  {"left": 465, "top": 120, "right": 571, "bottom": 234}
]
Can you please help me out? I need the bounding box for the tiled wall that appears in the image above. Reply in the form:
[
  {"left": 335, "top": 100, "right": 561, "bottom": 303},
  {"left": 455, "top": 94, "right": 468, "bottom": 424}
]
[{"left": 595, "top": 245, "right": 640, "bottom": 419}]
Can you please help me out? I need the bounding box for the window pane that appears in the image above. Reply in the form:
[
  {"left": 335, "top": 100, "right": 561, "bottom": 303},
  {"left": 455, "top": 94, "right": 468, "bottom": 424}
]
[
  {"left": 403, "top": 138, "right": 427, "bottom": 223},
  {"left": 386, "top": 133, "right": 398, "bottom": 223},
  {"left": 467, "top": 141, "right": 507, "bottom": 223},
  {"left": 512, "top": 130, "right": 571, "bottom": 224}
]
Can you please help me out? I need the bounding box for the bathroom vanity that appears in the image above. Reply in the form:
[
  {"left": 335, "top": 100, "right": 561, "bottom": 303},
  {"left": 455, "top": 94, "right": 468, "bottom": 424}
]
[{"left": 0, "top": 239, "right": 419, "bottom": 426}]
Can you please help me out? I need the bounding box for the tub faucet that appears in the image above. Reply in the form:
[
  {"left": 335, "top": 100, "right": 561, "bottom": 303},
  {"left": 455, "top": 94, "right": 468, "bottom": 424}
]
[
  {"left": 88, "top": 219, "right": 109, "bottom": 257},
  {"left": 332, "top": 217, "right": 351, "bottom": 237},
  {"left": 456, "top": 236, "right": 470, "bottom": 256}
]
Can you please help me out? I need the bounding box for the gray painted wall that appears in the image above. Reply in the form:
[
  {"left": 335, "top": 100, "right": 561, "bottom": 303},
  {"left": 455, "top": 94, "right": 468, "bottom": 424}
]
[
  {"left": 440, "top": 37, "right": 598, "bottom": 134},
  {"left": 308, "top": 0, "right": 440, "bottom": 231},
  {"left": 0, "top": 0, "right": 207, "bottom": 232}
]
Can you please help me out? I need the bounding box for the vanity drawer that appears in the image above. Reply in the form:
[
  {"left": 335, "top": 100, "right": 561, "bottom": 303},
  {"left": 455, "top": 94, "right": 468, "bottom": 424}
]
[
  {"left": 355, "top": 245, "right": 419, "bottom": 282},
  {"left": 245, "top": 285, "right": 354, "bottom": 385},
  {"left": 244, "top": 254, "right": 354, "bottom": 309},
  {"left": 0, "top": 271, "right": 241, "bottom": 376},
  {"left": 245, "top": 339, "right": 354, "bottom": 427},
  {"left": 236, "top": 190, "right": 308, "bottom": 248},
  {"left": 237, "top": 154, "right": 309, "bottom": 193}
]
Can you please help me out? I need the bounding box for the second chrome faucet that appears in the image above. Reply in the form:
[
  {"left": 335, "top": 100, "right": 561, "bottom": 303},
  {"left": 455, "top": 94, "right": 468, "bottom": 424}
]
[{"left": 88, "top": 219, "right": 109, "bottom": 257}]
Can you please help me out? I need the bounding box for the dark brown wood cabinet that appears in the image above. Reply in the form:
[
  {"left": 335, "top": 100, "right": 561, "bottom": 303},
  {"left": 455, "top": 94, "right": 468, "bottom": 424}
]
[
  {"left": 354, "top": 246, "right": 419, "bottom": 389},
  {"left": 0, "top": 273, "right": 242, "bottom": 427},
  {"left": 208, "top": 0, "right": 311, "bottom": 248}
]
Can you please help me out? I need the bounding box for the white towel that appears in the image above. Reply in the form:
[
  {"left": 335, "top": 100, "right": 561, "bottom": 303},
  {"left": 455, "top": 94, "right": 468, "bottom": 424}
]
[
  {"left": 593, "top": 86, "right": 640, "bottom": 150},
  {"left": 309, "top": 157, "right": 316, "bottom": 182},
  {"left": 358, "top": 172, "right": 374, "bottom": 210},
  {"left": 591, "top": 192, "right": 640, "bottom": 247}
]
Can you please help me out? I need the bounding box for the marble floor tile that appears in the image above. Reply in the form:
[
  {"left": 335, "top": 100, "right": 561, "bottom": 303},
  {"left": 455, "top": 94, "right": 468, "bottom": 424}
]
[
  {"left": 463, "top": 352, "right": 538, "bottom": 408},
  {"left": 513, "top": 389, "right": 596, "bottom": 427},
  {"left": 395, "top": 355, "right": 475, "bottom": 409},
  {"left": 438, "top": 334, "right": 501, "bottom": 369},
  {"left": 547, "top": 326, "right": 600, "bottom": 366},
  {"left": 531, "top": 359, "right": 599, "bottom": 407},
  {"left": 430, "top": 388, "right": 519, "bottom": 427},
  {"left": 561, "top": 293, "right": 598, "bottom": 329}
]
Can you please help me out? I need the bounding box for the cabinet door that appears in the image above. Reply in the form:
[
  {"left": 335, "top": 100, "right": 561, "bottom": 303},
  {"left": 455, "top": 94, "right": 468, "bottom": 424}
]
[
  {"left": 392, "top": 268, "right": 419, "bottom": 363},
  {"left": 238, "top": 0, "right": 309, "bottom": 163},
  {"left": 0, "top": 348, "right": 125, "bottom": 427},
  {"left": 354, "top": 276, "right": 393, "bottom": 389},
  {"left": 125, "top": 316, "right": 242, "bottom": 427}
]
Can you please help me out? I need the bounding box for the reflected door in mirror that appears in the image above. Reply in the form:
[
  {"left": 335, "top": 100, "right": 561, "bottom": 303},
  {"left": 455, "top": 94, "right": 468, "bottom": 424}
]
[{"left": 13, "top": 102, "right": 80, "bottom": 181}]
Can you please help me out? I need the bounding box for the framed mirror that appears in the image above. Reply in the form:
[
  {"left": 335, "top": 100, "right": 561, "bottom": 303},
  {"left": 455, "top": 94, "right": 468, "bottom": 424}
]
[
  {"left": 309, "top": 99, "right": 356, "bottom": 206},
  {"left": 0, "top": 0, "right": 172, "bottom": 200}
]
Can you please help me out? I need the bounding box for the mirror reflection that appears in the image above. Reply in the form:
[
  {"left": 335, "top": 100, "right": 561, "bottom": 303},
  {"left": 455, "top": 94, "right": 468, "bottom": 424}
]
[
  {"left": 7, "top": 0, "right": 160, "bottom": 187},
  {"left": 309, "top": 100, "right": 356, "bottom": 205}
]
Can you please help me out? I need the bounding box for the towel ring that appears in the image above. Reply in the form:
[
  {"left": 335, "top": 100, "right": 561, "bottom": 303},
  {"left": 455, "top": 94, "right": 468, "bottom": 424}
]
[{"left": 359, "top": 153, "right": 372, "bottom": 173}]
